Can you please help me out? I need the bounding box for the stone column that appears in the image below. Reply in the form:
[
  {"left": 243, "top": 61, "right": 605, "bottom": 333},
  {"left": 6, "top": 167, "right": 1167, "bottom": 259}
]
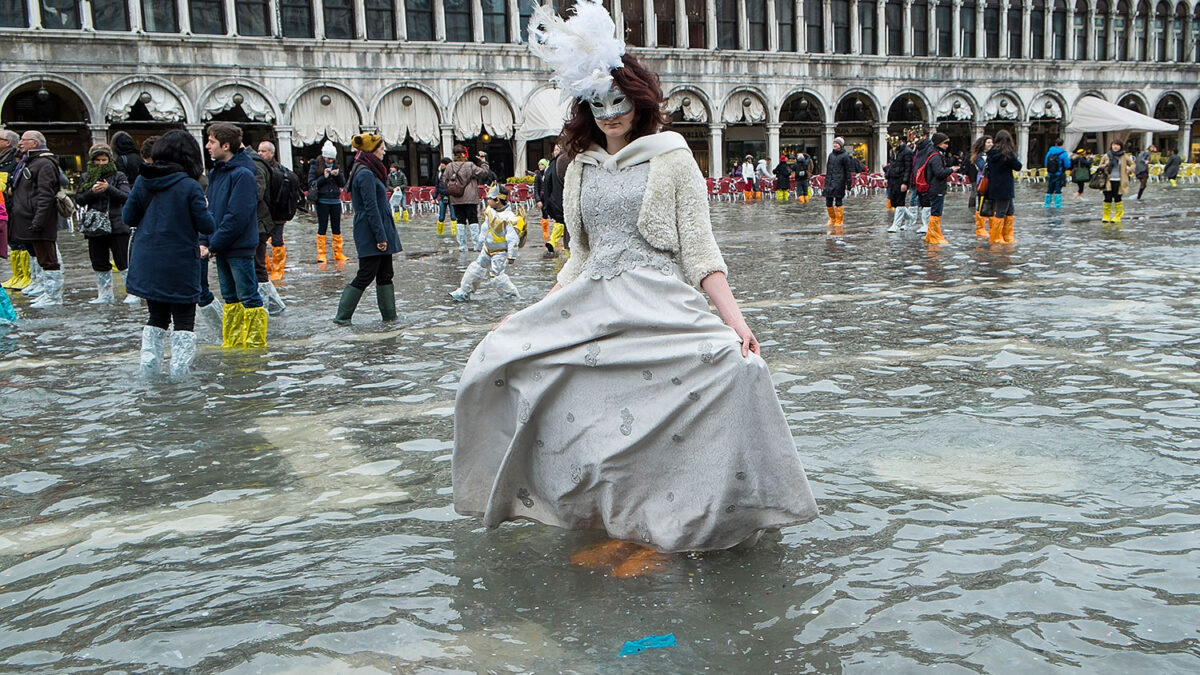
[
  {"left": 767, "top": 123, "right": 782, "bottom": 168},
  {"left": 1021, "top": 3, "right": 1031, "bottom": 58},
  {"left": 767, "top": 0, "right": 779, "bottom": 51},
  {"left": 397, "top": 0, "right": 408, "bottom": 40},
  {"left": 976, "top": 4, "right": 985, "bottom": 56},
  {"left": 998, "top": 1, "right": 1009, "bottom": 58},
  {"left": 706, "top": 0, "right": 717, "bottom": 48},
  {"left": 89, "top": 124, "right": 108, "bottom": 146},
  {"left": 823, "top": 0, "right": 833, "bottom": 52},
  {"left": 1065, "top": 6, "right": 1075, "bottom": 58},
  {"left": 903, "top": 0, "right": 913, "bottom": 55},
  {"left": 971, "top": 121, "right": 986, "bottom": 142},
  {"left": 26, "top": 0, "right": 40, "bottom": 28},
  {"left": 177, "top": 0, "right": 190, "bottom": 33},
  {"left": 434, "top": 0, "right": 446, "bottom": 41},
  {"left": 1181, "top": 124, "right": 1192, "bottom": 161},
  {"left": 441, "top": 124, "right": 455, "bottom": 159},
  {"left": 1016, "top": 120, "right": 1030, "bottom": 166},
  {"left": 1142, "top": 131, "right": 1152, "bottom": 150},
  {"left": 823, "top": 122, "right": 836, "bottom": 167},
  {"left": 643, "top": 0, "right": 657, "bottom": 46},
  {"left": 354, "top": 0, "right": 368, "bottom": 38},
  {"left": 225, "top": 0, "right": 238, "bottom": 34},
  {"left": 875, "top": 123, "right": 888, "bottom": 173},
  {"left": 738, "top": 0, "right": 748, "bottom": 49},
  {"left": 277, "top": 126, "right": 296, "bottom": 171},
  {"left": 952, "top": 0, "right": 961, "bottom": 56},
  {"left": 187, "top": 124, "right": 208, "bottom": 157},
  {"left": 507, "top": 0, "right": 519, "bottom": 43},
  {"left": 878, "top": 0, "right": 887, "bottom": 54},
  {"left": 850, "top": 0, "right": 860, "bottom": 53},
  {"left": 313, "top": 0, "right": 325, "bottom": 38},
  {"left": 1106, "top": 11, "right": 1115, "bottom": 58},
  {"left": 471, "top": 0, "right": 484, "bottom": 42},
  {"left": 797, "top": 0, "right": 806, "bottom": 51},
  {"left": 676, "top": 0, "right": 688, "bottom": 47},
  {"left": 514, "top": 137, "right": 527, "bottom": 177},
  {"left": 927, "top": 0, "right": 936, "bottom": 55},
  {"left": 709, "top": 123, "right": 725, "bottom": 178}
]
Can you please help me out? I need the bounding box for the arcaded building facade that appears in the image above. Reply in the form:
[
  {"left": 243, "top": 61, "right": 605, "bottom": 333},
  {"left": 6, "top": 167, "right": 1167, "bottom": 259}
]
[{"left": 1, "top": 0, "right": 1197, "bottom": 183}]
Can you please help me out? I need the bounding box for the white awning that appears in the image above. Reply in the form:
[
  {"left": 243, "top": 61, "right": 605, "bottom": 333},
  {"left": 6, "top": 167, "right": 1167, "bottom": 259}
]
[
  {"left": 722, "top": 94, "right": 765, "bottom": 124},
  {"left": 666, "top": 91, "right": 709, "bottom": 123},
  {"left": 105, "top": 82, "right": 185, "bottom": 123},
  {"left": 202, "top": 85, "right": 275, "bottom": 123},
  {"left": 377, "top": 88, "right": 440, "bottom": 146},
  {"left": 291, "top": 88, "right": 360, "bottom": 145},
  {"left": 517, "top": 88, "right": 570, "bottom": 141},
  {"left": 453, "top": 88, "right": 515, "bottom": 139},
  {"left": 1066, "top": 97, "right": 1179, "bottom": 133}
]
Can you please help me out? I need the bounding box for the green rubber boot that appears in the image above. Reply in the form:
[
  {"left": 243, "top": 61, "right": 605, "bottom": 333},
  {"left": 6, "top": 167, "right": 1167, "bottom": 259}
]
[
  {"left": 376, "top": 283, "right": 398, "bottom": 322},
  {"left": 332, "top": 285, "right": 364, "bottom": 325}
]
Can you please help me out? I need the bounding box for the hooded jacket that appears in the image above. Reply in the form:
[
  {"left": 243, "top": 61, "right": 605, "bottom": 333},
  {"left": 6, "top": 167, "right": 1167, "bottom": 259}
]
[
  {"left": 75, "top": 168, "right": 131, "bottom": 235},
  {"left": 205, "top": 148, "right": 259, "bottom": 257},
  {"left": 886, "top": 142, "right": 914, "bottom": 187},
  {"left": 248, "top": 150, "right": 275, "bottom": 233},
  {"left": 984, "top": 147, "right": 1023, "bottom": 201},
  {"left": 123, "top": 163, "right": 216, "bottom": 303},
  {"left": 923, "top": 149, "right": 958, "bottom": 196},
  {"left": 772, "top": 160, "right": 792, "bottom": 187},
  {"left": 824, "top": 147, "right": 863, "bottom": 193},
  {"left": 445, "top": 157, "right": 491, "bottom": 206},
  {"left": 111, "top": 133, "right": 143, "bottom": 183},
  {"left": 1044, "top": 145, "right": 1071, "bottom": 176},
  {"left": 8, "top": 149, "right": 61, "bottom": 242}
]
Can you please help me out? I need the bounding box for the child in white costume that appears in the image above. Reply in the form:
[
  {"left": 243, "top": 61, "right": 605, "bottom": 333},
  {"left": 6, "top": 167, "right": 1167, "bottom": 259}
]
[{"left": 449, "top": 184, "right": 522, "bottom": 301}]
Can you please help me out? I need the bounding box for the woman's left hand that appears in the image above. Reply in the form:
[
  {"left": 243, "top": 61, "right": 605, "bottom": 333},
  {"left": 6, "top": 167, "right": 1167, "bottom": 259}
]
[
  {"left": 376, "top": 242, "right": 387, "bottom": 251},
  {"left": 728, "top": 319, "right": 760, "bottom": 357}
]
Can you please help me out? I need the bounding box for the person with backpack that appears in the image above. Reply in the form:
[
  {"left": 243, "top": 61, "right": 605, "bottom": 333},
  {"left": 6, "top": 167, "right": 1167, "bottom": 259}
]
[
  {"left": 908, "top": 131, "right": 934, "bottom": 234},
  {"left": 256, "top": 141, "right": 299, "bottom": 282},
  {"left": 824, "top": 137, "right": 864, "bottom": 232},
  {"left": 249, "top": 144, "right": 286, "bottom": 315},
  {"left": 332, "top": 134, "right": 402, "bottom": 325},
  {"left": 434, "top": 157, "right": 458, "bottom": 241},
  {"left": 982, "top": 130, "right": 1022, "bottom": 245},
  {"left": 9, "top": 131, "right": 66, "bottom": 308},
  {"left": 918, "top": 133, "right": 961, "bottom": 245},
  {"left": 772, "top": 155, "right": 792, "bottom": 200},
  {"left": 1070, "top": 149, "right": 1091, "bottom": 199},
  {"left": 792, "top": 152, "right": 811, "bottom": 203},
  {"left": 444, "top": 144, "right": 491, "bottom": 252},
  {"left": 885, "top": 133, "right": 915, "bottom": 233},
  {"left": 122, "top": 130, "right": 216, "bottom": 377},
  {"left": 74, "top": 143, "right": 132, "bottom": 304},
  {"left": 1097, "top": 139, "right": 1136, "bottom": 225},
  {"left": 1043, "top": 138, "right": 1071, "bottom": 209},
  {"left": 110, "top": 131, "right": 143, "bottom": 184}
]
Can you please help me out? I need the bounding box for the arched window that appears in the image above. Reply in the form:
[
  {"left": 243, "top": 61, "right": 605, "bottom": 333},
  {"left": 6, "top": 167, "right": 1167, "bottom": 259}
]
[
  {"left": 1051, "top": 0, "right": 1067, "bottom": 58},
  {"left": 833, "top": 0, "right": 851, "bottom": 53},
  {"left": 748, "top": 0, "right": 769, "bottom": 50},
  {"left": 1031, "top": 1, "right": 1046, "bottom": 58},
  {"left": 936, "top": 1, "right": 952, "bottom": 55},
  {"left": 985, "top": 0, "right": 1001, "bottom": 57},
  {"left": 961, "top": 0, "right": 977, "bottom": 56},
  {"left": 777, "top": 0, "right": 797, "bottom": 51},
  {"left": 886, "top": 0, "right": 904, "bottom": 55},
  {"left": 1153, "top": 2, "right": 1168, "bottom": 61},
  {"left": 1008, "top": 0, "right": 1023, "bottom": 55},
  {"left": 1114, "top": 1, "right": 1128, "bottom": 59},
  {"left": 1072, "top": 0, "right": 1088, "bottom": 58},
  {"left": 806, "top": 0, "right": 824, "bottom": 52},
  {"left": 860, "top": 0, "right": 878, "bottom": 54},
  {"left": 717, "top": 0, "right": 738, "bottom": 49},
  {"left": 912, "top": 0, "right": 929, "bottom": 56},
  {"left": 1134, "top": 1, "right": 1148, "bottom": 59}
]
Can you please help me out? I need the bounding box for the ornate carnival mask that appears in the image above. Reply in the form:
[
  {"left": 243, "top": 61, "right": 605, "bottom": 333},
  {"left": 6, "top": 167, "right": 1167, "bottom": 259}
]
[{"left": 588, "top": 86, "right": 633, "bottom": 120}]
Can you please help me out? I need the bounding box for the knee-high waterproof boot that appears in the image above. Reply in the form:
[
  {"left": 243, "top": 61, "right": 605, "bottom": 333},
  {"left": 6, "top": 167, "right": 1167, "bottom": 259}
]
[
  {"left": 0, "top": 283, "right": 16, "bottom": 324},
  {"left": 1043, "top": 193, "right": 1052, "bottom": 207},
  {"left": 916, "top": 208, "right": 931, "bottom": 234},
  {"left": 333, "top": 285, "right": 365, "bottom": 325},
  {"left": 29, "top": 270, "right": 63, "bottom": 308},
  {"left": 974, "top": 212, "right": 988, "bottom": 237},
  {"left": 258, "top": 281, "right": 286, "bottom": 315},
  {"left": 988, "top": 217, "right": 1006, "bottom": 244},
  {"left": 269, "top": 246, "right": 286, "bottom": 280},
  {"left": 9, "top": 251, "right": 32, "bottom": 290},
  {"left": 455, "top": 222, "right": 471, "bottom": 252},
  {"left": 1, "top": 251, "right": 25, "bottom": 289},
  {"left": 244, "top": 306, "right": 268, "bottom": 348},
  {"left": 121, "top": 270, "right": 140, "bottom": 305},
  {"left": 198, "top": 300, "right": 223, "bottom": 337},
  {"left": 1053, "top": 193, "right": 1062, "bottom": 208},
  {"left": 221, "top": 302, "right": 246, "bottom": 348},
  {"left": 169, "top": 330, "right": 197, "bottom": 378},
  {"left": 376, "top": 283, "right": 398, "bottom": 321},
  {"left": 924, "top": 216, "right": 949, "bottom": 244},
  {"left": 492, "top": 273, "right": 522, "bottom": 299},
  {"left": 1002, "top": 215, "right": 1016, "bottom": 243},
  {"left": 825, "top": 206, "right": 836, "bottom": 227},
  {"left": 436, "top": 220, "right": 445, "bottom": 235},
  {"left": 1113, "top": 202, "right": 1124, "bottom": 224},
  {"left": 332, "top": 235, "right": 348, "bottom": 262},
  {"left": 835, "top": 206, "right": 845, "bottom": 226},
  {"left": 888, "top": 204, "right": 908, "bottom": 232},
  {"left": 22, "top": 256, "right": 46, "bottom": 297},
  {"left": 90, "top": 271, "right": 115, "bottom": 304},
  {"left": 316, "top": 234, "right": 327, "bottom": 263},
  {"left": 450, "top": 261, "right": 489, "bottom": 302},
  {"left": 141, "top": 325, "right": 166, "bottom": 374},
  {"left": 1102, "top": 202, "right": 1112, "bottom": 222}
]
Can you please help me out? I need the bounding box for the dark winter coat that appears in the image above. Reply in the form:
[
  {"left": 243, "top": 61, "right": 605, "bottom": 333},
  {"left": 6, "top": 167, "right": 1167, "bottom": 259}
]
[
  {"left": 886, "top": 143, "right": 914, "bottom": 188},
  {"left": 205, "top": 148, "right": 259, "bottom": 257},
  {"left": 1163, "top": 154, "right": 1182, "bottom": 180},
  {"left": 8, "top": 150, "right": 61, "bottom": 242},
  {"left": 824, "top": 147, "right": 863, "bottom": 193},
  {"left": 349, "top": 163, "right": 402, "bottom": 259},
  {"left": 308, "top": 158, "right": 346, "bottom": 203},
  {"left": 122, "top": 163, "right": 216, "bottom": 303},
  {"left": 111, "top": 132, "right": 142, "bottom": 183},
  {"left": 386, "top": 169, "right": 408, "bottom": 190},
  {"left": 541, "top": 153, "right": 566, "bottom": 222},
  {"left": 772, "top": 161, "right": 792, "bottom": 188},
  {"left": 533, "top": 167, "right": 545, "bottom": 205},
  {"left": 445, "top": 158, "right": 491, "bottom": 206},
  {"left": 924, "top": 150, "right": 958, "bottom": 196},
  {"left": 74, "top": 169, "right": 131, "bottom": 235},
  {"left": 792, "top": 155, "right": 811, "bottom": 185},
  {"left": 911, "top": 138, "right": 934, "bottom": 178},
  {"left": 248, "top": 151, "right": 275, "bottom": 233},
  {"left": 983, "top": 148, "right": 1023, "bottom": 201}
]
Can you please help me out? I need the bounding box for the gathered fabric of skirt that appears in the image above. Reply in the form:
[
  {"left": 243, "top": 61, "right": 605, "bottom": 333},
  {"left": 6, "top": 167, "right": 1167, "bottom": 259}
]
[{"left": 452, "top": 162, "right": 818, "bottom": 553}]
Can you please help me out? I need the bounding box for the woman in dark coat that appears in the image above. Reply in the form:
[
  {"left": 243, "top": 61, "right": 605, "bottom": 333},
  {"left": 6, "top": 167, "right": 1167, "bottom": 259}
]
[
  {"left": 122, "top": 130, "right": 215, "bottom": 377},
  {"left": 74, "top": 143, "right": 131, "bottom": 304},
  {"left": 823, "top": 137, "right": 865, "bottom": 231},
  {"left": 110, "top": 131, "right": 142, "bottom": 184},
  {"left": 982, "top": 130, "right": 1022, "bottom": 245},
  {"left": 332, "top": 133, "right": 403, "bottom": 325}
]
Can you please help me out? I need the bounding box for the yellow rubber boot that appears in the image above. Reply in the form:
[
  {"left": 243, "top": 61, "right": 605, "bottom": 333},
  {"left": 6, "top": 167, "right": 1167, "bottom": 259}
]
[
  {"left": 988, "top": 217, "right": 1005, "bottom": 244},
  {"left": 332, "top": 234, "right": 348, "bottom": 262},
  {"left": 221, "top": 302, "right": 246, "bottom": 349},
  {"left": 924, "top": 215, "right": 949, "bottom": 244},
  {"left": 1169, "top": 179, "right": 1176, "bottom": 187},
  {"left": 270, "top": 246, "right": 286, "bottom": 281},
  {"left": 393, "top": 210, "right": 401, "bottom": 224},
  {"left": 244, "top": 306, "right": 268, "bottom": 348},
  {"left": 316, "top": 234, "right": 327, "bottom": 263},
  {"left": 401, "top": 209, "right": 410, "bottom": 222},
  {"left": 13, "top": 251, "right": 32, "bottom": 290},
  {"left": 436, "top": 221, "right": 445, "bottom": 235},
  {"left": 1113, "top": 202, "right": 1124, "bottom": 225},
  {"left": 1002, "top": 215, "right": 1016, "bottom": 243},
  {"left": 1, "top": 251, "right": 20, "bottom": 289},
  {"left": 825, "top": 206, "right": 836, "bottom": 227},
  {"left": 449, "top": 220, "right": 458, "bottom": 235},
  {"left": 1101, "top": 202, "right": 1111, "bottom": 222},
  {"left": 550, "top": 221, "right": 565, "bottom": 251}
]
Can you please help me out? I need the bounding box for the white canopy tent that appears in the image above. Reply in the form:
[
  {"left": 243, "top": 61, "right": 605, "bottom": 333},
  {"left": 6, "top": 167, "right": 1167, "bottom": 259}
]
[{"left": 1065, "top": 96, "right": 1178, "bottom": 151}]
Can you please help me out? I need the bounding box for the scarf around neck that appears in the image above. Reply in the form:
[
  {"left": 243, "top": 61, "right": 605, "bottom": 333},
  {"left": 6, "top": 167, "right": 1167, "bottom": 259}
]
[
  {"left": 80, "top": 161, "right": 117, "bottom": 192},
  {"left": 354, "top": 150, "right": 388, "bottom": 183}
]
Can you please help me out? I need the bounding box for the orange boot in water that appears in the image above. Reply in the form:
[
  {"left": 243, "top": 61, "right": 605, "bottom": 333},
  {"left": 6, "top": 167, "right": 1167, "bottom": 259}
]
[
  {"left": 270, "top": 246, "right": 286, "bottom": 280},
  {"left": 316, "top": 234, "right": 327, "bottom": 263},
  {"left": 924, "top": 215, "right": 949, "bottom": 244},
  {"left": 886, "top": 198, "right": 893, "bottom": 212},
  {"left": 611, "top": 548, "right": 670, "bottom": 578},
  {"left": 835, "top": 206, "right": 845, "bottom": 226},
  {"left": 332, "top": 234, "right": 348, "bottom": 262},
  {"left": 988, "top": 217, "right": 1005, "bottom": 244},
  {"left": 825, "top": 206, "right": 836, "bottom": 227},
  {"left": 541, "top": 218, "right": 550, "bottom": 241},
  {"left": 974, "top": 212, "right": 988, "bottom": 237},
  {"left": 1002, "top": 215, "right": 1016, "bottom": 243},
  {"left": 570, "top": 540, "right": 641, "bottom": 569}
]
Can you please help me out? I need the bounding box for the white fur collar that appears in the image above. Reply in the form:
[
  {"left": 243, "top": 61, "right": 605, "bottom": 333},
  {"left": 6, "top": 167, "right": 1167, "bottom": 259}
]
[{"left": 575, "top": 131, "right": 689, "bottom": 172}]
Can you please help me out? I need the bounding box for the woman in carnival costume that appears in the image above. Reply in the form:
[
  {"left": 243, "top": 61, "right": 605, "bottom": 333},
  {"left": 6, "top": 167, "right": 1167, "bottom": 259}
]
[{"left": 451, "top": 0, "right": 817, "bottom": 574}]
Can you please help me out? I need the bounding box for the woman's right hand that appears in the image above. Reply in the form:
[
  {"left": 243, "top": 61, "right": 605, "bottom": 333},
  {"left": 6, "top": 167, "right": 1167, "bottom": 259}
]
[{"left": 377, "top": 242, "right": 387, "bottom": 251}]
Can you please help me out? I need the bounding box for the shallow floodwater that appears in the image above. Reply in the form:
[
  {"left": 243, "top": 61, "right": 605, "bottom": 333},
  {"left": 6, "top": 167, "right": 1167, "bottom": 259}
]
[{"left": 2, "top": 184, "right": 1198, "bottom": 673}]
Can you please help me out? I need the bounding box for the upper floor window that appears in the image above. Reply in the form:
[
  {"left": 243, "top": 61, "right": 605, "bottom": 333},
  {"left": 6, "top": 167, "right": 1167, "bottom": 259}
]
[
  {"left": 445, "top": 0, "right": 472, "bottom": 41},
  {"left": 1030, "top": 1, "right": 1045, "bottom": 58},
  {"left": 237, "top": 0, "right": 271, "bottom": 36},
  {"left": 143, "top": 0, "right": 179, "bottom": 32},
  {"left": 405, "top": 0, "right": 433, "bottom": 40},
  {"left": 519, "top": 0, "right": 535, "bottom": 42},
  {"left": 656, "top": 0, "right": 677, "bottom": 47},
  {"left": 886, "top": 0, "right": 903, "bottom": 55},
  {"left": 936, "top": 3, "right": 952, "bottom": 56},
  {"left": 832, "top": 0, "right": 851, "bottom": 53},
  {"left": 860, "top": 0, "right": 877, "bottom": 54},
  {"left": 961, "top": 0, "right": 977, "bottom": 57},
  {"left": 1054, "top": 0, "right": 1070, "bottom": 59},
  {"left": 806, "top": 0, "right": 824, "bottom": 52},
  {"left": 43, "top": 0, "right": 81, "bottom": 29},
  {"left": 685, "top": 0, "right": 705, "bottom": 47},
  {"left": 0, "top": 0, "right": 26, "bottom": 27},
  {"left": 747, "top": 0, "right": 768, "bottom": 50},
  {"left": 482, "top": 0, "right": 507, "bottom": 43},
  {"left": 777, "top": 0, "right": 795, "bottom": 51},
  {"left": 984, "top": 1, "right": 1000, "bottom": 57},
  {"left": 912, "top": 0, "right": 929, "bottom": 56},
  {"left": 1006, "top": 2, "right": 1021, "bottom": 55},
  {"left": 324, "top": 0, "right": 354, "bottom": 39},
  {"left": 366, "top": 0, "right": 394, "bottom": 39},
  {"left": 716, "top": 0, "right": 737, "bottom": 49},
  {"left": 280, "top": 0, "right": 313, "bottom": 37},
  {"left": 191, "top": 0, "right": 226, "bottom": 34},
  {"left": 622, "top": 0, "right": 644, "bottom": 45},
  {"left": 92, "top": 0, "right": 129, "bottom": 30}
]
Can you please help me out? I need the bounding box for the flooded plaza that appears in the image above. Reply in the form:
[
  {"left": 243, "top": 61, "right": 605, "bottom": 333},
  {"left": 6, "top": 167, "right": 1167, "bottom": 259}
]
[{"left": 2, "top": 184, "right": 1198, "bottom": 674}]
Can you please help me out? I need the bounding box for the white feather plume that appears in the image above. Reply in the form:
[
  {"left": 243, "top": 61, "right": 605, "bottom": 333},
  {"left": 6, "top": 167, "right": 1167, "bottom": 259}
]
[{"left": 528, "top": 0, "right": 626, "bottom": 104}]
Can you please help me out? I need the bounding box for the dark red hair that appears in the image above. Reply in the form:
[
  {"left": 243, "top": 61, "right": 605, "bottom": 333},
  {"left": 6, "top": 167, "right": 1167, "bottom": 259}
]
[{"left": 558, "top": 54, "right": 669, "bottom": 160}]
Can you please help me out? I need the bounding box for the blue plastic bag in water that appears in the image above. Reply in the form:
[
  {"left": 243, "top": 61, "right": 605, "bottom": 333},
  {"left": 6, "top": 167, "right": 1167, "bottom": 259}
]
[{"left": 618, "top": 633, "right": 676, "bottom": 656}]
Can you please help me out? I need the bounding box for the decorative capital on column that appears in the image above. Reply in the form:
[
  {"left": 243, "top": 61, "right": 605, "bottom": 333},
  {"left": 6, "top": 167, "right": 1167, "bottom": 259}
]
[
  {"left": 708, "top": 123, "right": 727, "bottom": 132},
  {"left": 765, "top": 122, "right": 783, "bottom": 131},
  {"left": 440, "top": 124, "right": 456, "bottom": 132},
  {"left": 275, "top": 125, "right": 295, "bottom": 134}
]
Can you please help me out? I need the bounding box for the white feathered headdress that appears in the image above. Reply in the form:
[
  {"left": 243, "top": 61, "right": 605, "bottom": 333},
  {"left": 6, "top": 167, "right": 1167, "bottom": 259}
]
[{"left": 528, "top": 0, "right": 626, "bottom": 104}]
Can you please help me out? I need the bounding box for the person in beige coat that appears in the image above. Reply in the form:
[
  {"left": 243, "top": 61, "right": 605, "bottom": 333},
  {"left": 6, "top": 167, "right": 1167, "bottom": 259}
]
[{"left": 1097, "top": 139, "right": 1136, "bottom": 225}]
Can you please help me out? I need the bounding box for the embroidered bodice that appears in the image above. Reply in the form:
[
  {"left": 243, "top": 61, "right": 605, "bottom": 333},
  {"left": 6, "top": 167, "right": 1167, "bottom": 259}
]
[{"left": 578, "top": 164, "right": 679, "bottom": 280}]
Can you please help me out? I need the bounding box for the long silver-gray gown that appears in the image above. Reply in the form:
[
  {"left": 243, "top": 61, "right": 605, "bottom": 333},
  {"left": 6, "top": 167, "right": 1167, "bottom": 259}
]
[{"left": 452, "top": 162, "right": 818, "bottom": 552}]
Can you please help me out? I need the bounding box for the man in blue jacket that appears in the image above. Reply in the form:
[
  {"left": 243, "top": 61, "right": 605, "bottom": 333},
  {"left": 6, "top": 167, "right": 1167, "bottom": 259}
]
[
  {"left": 205, "top": 122, "right": 267, "bottom": 348},
  {"left": 1043, "top": 138, "right": 1071, "bottom": 209}
]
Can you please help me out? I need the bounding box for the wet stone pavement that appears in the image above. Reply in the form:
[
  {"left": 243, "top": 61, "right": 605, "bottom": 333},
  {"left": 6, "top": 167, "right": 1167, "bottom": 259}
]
[{"left": 1, "top": 183, "right": 1198, "bottom": 674}]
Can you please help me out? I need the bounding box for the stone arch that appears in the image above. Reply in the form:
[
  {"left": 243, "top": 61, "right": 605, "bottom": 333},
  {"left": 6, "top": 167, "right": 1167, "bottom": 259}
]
[
  {"left": 451, "top": 83, "right": 517, "bottom": 139},
  {"left": 1029, "top": 90, "right": 1068, "bottom": 120},
  {"left": 284, "top": 83, "right": 365, "bottom": 144},
  {"left": 374, "top": 84, "right": 442, "bottom": 146},
  {"left": 1152, "top": 90, "right": 1187, "bottom": 120},
  {"left": 779, "top": 88, "right": 829, "bottom": 123},
  {"left": 0, "top": 74, "right": 97, "bottom": 124},
  {"left": 983, "top": 90, "right": 1024, "bottom": 121},
  {"left": 721, "top": 87, "right": 770, "bottom": 124},
  {"left": 1115, "top": 90, "right": 1149, "bottom": 113},
  {"left": 197, "top": 78, "right": 280, "bottom": 123},
  {"left": 101, "top": 75, "right": 191, "bottom": 123},
  {"left": 370, "top": 81, "right": 444, "bottom": 122},
  {"left": 888, "top": 90, "right": 935, "bottom": 125},
  {"left": 935, "top": 90, "right": 980, "bottom": 122},
  {"left": 833, "top": 89, "right": 882, "bottom": 122},
  {"left": 665, "top": 85, "right": 713, "bottom": 124}
]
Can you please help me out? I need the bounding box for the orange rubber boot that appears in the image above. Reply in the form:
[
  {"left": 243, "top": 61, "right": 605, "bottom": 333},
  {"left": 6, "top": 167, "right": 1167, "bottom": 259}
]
[
  {"left": 316, "top": 234, "right": 327, "bottom": 263},
  {"left": 1002, "top": 215, "right": 1016, "bottom": 243},
  {"left": 988, "top": 217, "right": 1005, "bottom": 244},
  {"left": 825, "top": 206, "right": 836, "bottom": 227},
  {"left": 270, "top": 246, "right": 286, "bottom": 280},
  {"left": 332, "top": 234, "right": 348, "bottom": 262},
  {"left": 974, "top": 212, "right": 987, "bottom": 237},
  {"left": 924, "top": 215, "right": 949, "bottom": 244},
  {"left": 540, "top": 218, "right": 550, "bottom": 240},
  {"left": 611, "top": 548, "right": 670, "bottom": 578},
  {"left": 570, "top": 540, "right": 640, "bottom": 569}
]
